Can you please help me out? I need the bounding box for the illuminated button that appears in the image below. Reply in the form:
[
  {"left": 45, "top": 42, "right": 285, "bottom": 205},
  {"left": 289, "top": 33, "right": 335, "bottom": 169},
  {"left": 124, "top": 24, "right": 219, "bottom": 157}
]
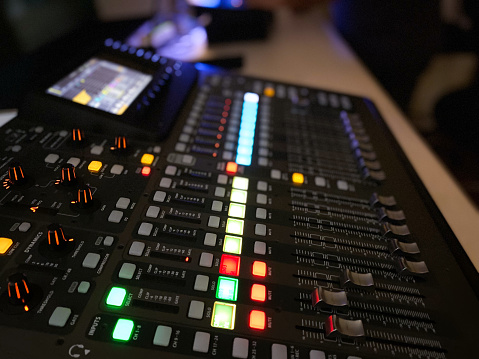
[
  {"left": 255, "top": 224, "right": 267, "bottom": 236},
  {"left": 226, "top": 218, "right": 244, "bottom": 235},
  {"left": 292, "top": 172, "right": 304, "bottom": 184},
  {"left": 230, "top": 189, "right": 247, "bottom": 204},
  {"left": 251, "top": 284, "right": 267, "bottom": 302},
  {"left": 0, "top": 237, "right": 13, "bottom": 254},
  {"left": 244, "top": 92, "right": 259, "bottom": 103},
  {"left": 199, "top": 252, "right": 214, "bottom": 268},
  {"left": 249, "top": 310, "right": 266, "bottom": 330},
  {"left": 194, "top": 275, "right": 209, "bottom": 292},
  {"left": 141, "top": 166, "right": 151, "bottom": 176},
  {"left": 193, "top": 331, "right": 210, "bottom": 353},
  {"left": 219, "top": 254, "right": 241, "bottom": 276},
  {"left": 106, "top": 287, "right": 127, "bottom": 307},
  {"left": 112, "top": 318, "right": 134, "bottom": 341},
  {"left": 232, "top": 176, "right": 249, "bottom": 190},
  {"left": 264, "top": 87, "right": 275, "bottom": 97},
  {"left": 272, "top": 344, "right": 287, "bottom": 359},
  {"left": 118, "top": 263, "right": 136, "bottom": 279},
  {"left": 204, "top": 233, "right": 217, "bottom": 247},
  {"left": 141, "top": 153, "right": 155, "bottom": 165},
  {"left": 254, "top": 241, "right": 267, "bottom": 255},
  {"left": 211, "top": 302, "right": 236, "bottom": 330},
  {"left": 256, "top": 208, "right": 267, "bottom": 219},
  {"left": 110, "top": 164, "right": 124, "bottom": 175},
  {"left": 216, "top": 277, "right": 238, "bottom": 301},
  {"left": 153, "top": 325, "right": 172, "bottom": 347},
  {"left": 228, "top": 203, "right": 246, "bottom": 218},
  {"left": 88, "top": 161, "right": 102, "bottom": 173},
  {"left": 48, "top": 307, "right": 72, "bottom": 328},
  {"left": 188, "top": 300, "right": 205, "bottom": 319},
  {"left": 226, "top": 162, "right": 238, "bottom": 174},
  {"left": 252, "top": 261, "right": 267, "bottom": 277},
  {"left": 223, "top": 235, "right": 242, "bottom": 255}
]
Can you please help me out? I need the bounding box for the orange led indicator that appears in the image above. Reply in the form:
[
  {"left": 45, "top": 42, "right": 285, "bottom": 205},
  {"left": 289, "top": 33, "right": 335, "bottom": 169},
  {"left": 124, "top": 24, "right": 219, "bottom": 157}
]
[
  {"left": 141, "top": 166, "right": 151, "bottom": 176},
  {"left": 252, "top": 261, "right": 267, "bottom": 277},
  {"left": 249, "top": 310, "right": 266, "bottom": 330},
  {"left": 251, "top": 284, "right": 267, "bottom": 302},
  {"left": 219, "top": 254, "right": 241, "bottom": 276},
  {"left": 226, "top": 162, "right": 238, "bottom": 174},
  {"left": 292, "top": 172, "right": 304, "bottom": 184}
]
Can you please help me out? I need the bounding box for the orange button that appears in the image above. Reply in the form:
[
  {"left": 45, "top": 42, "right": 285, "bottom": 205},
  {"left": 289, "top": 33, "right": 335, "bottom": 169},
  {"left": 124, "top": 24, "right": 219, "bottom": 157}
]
[
  {"left": 252, "top": 261, "right": 267, "bottom": 277},
  {"left": 226, "top": 162, "right": 238, "bottom": 174},
  {"left": 251, "top": 284, "right": 266, "bottom": 302},
  {"left": 249, "top": 310, "right": 266, "bottom": 330},
  {"left": 0, "top": 237, "right": 13, "bottom": 254}
]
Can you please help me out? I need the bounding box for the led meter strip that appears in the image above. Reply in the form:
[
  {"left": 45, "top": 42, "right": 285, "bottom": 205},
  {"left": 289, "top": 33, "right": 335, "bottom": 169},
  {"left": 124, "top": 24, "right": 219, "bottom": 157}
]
[{"left": 235, "top": 92, "right": 259, "bottom": 166}]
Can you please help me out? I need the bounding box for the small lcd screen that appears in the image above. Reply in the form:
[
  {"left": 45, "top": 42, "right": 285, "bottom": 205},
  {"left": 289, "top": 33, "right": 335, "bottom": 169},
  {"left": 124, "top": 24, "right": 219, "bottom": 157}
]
[{"left": 47, "top": 58, "right": 152, "bottom": 115}]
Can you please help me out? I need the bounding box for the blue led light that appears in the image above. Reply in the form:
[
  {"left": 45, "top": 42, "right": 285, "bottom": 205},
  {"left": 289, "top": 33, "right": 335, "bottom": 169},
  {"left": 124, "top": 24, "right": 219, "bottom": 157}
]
[
  {"left": 239, "top": 129, "right": 255, "bottom": 138},
  {"left": 236, "top": 155, "right": 252, "bottom": 166},
  {"left": 235, "top": 92, "right": 259, "bottom": 167},
  {"left": 237, "top": 145, "right": 253, "bottom": 156},
  {"left": 238, "top": 137, "right": 254, "bottom": 147},
  {"left": 105, "top": 38, "right": 113, "bottom": 47},
  {"left": 136, "top": 49, "right": 145, "bottom": 57}
]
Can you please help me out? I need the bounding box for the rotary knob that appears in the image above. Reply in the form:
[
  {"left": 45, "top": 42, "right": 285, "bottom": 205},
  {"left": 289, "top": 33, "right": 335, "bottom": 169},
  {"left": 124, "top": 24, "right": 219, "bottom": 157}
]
[
  {"left": 71, "top": 185, "right": 99, "bottom": 212},
  {"left": 71, "top": 128, "right": 86, "bottom": 147},
  {"left": 7, "top": 273, "right": 32, "bottom": 307},
  {"left": 57, "top": 163, "right": 78, "bottom": 186},
  {"left": 2, "top": 162, "right": 31, "bottom": 189},
  {"left": 47, "top": 223, "right": 74, "bottom": 251},
  {"left": 111, "top": 135, "right": 128, "bottom": 151}
]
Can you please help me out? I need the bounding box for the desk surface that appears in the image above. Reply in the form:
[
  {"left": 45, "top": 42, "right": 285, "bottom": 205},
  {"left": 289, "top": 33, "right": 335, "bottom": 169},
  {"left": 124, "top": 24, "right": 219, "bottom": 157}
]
[{"left": 207, "top": 6, "right": 479, "bottom": 271}]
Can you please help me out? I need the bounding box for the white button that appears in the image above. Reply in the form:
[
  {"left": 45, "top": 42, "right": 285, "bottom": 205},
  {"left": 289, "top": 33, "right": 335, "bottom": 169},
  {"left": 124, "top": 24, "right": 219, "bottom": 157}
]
[
  {"left": 103, "top": 236, "right": 114, "bottom": 246},
  {"left": 34, "top": 126, "right": 44, "bottom": 133},
  {"left": 193, "top": 332, "right": 210, "bottom": 353},
  {"left": 224, "top": 141, "right": 235, "bottom": 150},
  {"left": 90, "top": 145, "right": 103, "bottom": 155},
  {"left": 59, "top": 130, "right": 68, "bottom": 137},
  {"left": 129, "top": 241, "right": 145, "bottom": 256},
  {"left": 256, "top": 194, "right": 267, "bottom": 205},
  {"left": 18, "top": 222, "right": 31, "bottom": 232},
  {"left": 271, "top": 344, "right": 287, "bottom": 359},
  {"left": 215, "top": 187, "right": 226, "bottom": 197},
  {"left": 153, "top": 145, "right": 161, "bottom": 154},
  {"left": 217, "top": 174, "right": 228, "bottom": 185},
  {"left": 179, "top": 133, "right": 190, "bottom": 142},
  {"left": 188, "top": 300, "right": 205, "bottom": 319},
  {"left": 118, "top": 263, "right": 136, "bottom": 279},
  {"left": 153, "top": 325, "right": 172, "bottom": 346},
  {"left": 108, "top": 210, "right": 123, "bottom": 223},
  {"left": 258, "top": 148, "right": 269, "bottom": 156},
  {"left": 211, "top": 200, "right": 223, "bottom": 212},
  {"left": 77, "top": 281, "right": 90, "bottom": 294},
  {"left": 254, "top": 241, "right": 267, "bottom": 255},
  {"left": 116, "top": 197, "right": 130, "bottom": 209},
  {"left": 204, "top": 233, "right": 217, "bottom": 247},
  {"left": 208, "top": 216, "right": 220, "bottom": 228},
  {"left": 182, "top": 155, "right": 194, "bottom": 164},
  {"left": 222, "top": 151, "right": 233, "bottom": 160},
  {"left": 146, "top": 205, "right": 160, "bottom": 218},
  {"left": 182, "top": 125, "right": 193, "bottom": 134},
  {"left": 315, "top": 176, "right": 326, "bottom": 187},
  {"left": 258, "top": 157, "right": 268, "bottom": 166},
  {"left": 165, "top": 165, "right": 177, "bottom": 176},
  {"left": 199, "top": 253, "right": 214, "bottom": 267},
  {"left": 310, "top": 350, "right": 326, "bottom": 359},
  {"left": 67, "top": 157, "right": 81, "bottom": 167},
  {"left": 44, "top": 154, "right": 59, "bottom": 164},
  {"left": 110, "top": 164, "right": 124, "bottom": 175},
  {"left": 48, "top": 307, "right": 71, "bottom": 327},
  {"left": 256, "top": 208, "right": 267, "bottom": 219},
  {"left": 271, "top": 169, "right": 281, "bottom": 180},
  {"left": 346, "top": 357, "right": 362, "bottom": 359},
  {"left": 138, "top": 222, "right": 153, "bottom": 236},
  {"left": 82, "top": 253, "right": 101, "bottom": 268},
  {"left": 255, "top": 224, "right": 267, "bottom": 236},
  {"left": 337, "top": 180, "right": 348, "bottom": 191},
  {"left": 153, "top": 191, "right": 167, "bottom": 202},
  {"left": 257, "top": 181, "right": 268, "bottom": 191},
  {"left": 11, "top": 145, "right": 22, "bottom": 152},
  {"left": 159, "top": 178, "right": 172, "bottom": 188},
  {"left": 194, "top": 275, "right": 209, "bottom": 292},
  {"left": 232, "top": 338, "right": 249, "bottom": 358},
  {"left": 175, "top": 142, "right": 186, "bottom": 152}
]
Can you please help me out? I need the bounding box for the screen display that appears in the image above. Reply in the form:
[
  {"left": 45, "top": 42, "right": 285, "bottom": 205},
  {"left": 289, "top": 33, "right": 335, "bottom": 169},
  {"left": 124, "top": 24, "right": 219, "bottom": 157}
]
[{"left": 47, "top": 58, "right": 152, "bottom": 115}]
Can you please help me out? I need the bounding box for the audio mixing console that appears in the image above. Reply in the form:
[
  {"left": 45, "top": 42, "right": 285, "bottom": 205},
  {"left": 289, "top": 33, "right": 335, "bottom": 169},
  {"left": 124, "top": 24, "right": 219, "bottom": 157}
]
[{"left": 0, "top": 40, "right": 478, "bottom": 359}]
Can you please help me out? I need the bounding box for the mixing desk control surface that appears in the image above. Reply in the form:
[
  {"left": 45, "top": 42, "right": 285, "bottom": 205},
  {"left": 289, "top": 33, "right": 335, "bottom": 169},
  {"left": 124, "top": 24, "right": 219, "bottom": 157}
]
[{"left": 0, "top": 43, "right": 478, "bottom": 359}]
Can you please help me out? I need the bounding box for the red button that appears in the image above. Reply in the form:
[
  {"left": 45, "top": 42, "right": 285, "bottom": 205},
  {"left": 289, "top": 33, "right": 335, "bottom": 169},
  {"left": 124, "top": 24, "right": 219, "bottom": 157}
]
[
  {"left": 219, "top": 254, "right": 241, "bottom": 276},
  {"left": 251, "top": 284, "right": 266, "bottom": 302},
  {"left": 252, "top": 261, "right": 267, "bottom": 277},
  {"left": 226, "top": 162, "right": 238, "bottom": 174},
  {"left": 141, "top": 166, "right": 151, "bottom": 176},
  {"left": 249, "top": 310, "right": 266, "bottom": 330}
]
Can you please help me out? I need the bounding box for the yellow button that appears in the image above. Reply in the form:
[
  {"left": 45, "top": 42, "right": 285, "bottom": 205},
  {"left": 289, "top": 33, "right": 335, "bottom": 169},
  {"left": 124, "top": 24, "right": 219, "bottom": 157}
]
[
  {"left": 264, "top": 87, "right": 275, "bottom": 97},
  {"left": 0, "top": 237, "right": 13, "bottom": 254},
  {"left": 88, "top": 161, "right": 103, "bottom": 173},
  {"left": 141, "top": 153, "right": 155, "bottom": 165},
  {"left": 292, "top": 172, "right": 304, "bottom": 184}
]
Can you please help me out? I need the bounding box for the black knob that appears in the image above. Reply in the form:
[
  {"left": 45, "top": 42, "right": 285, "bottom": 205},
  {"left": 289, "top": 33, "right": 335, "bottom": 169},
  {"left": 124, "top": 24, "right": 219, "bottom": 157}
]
[
  {"left": 47, "top": 223, "right": 74, "bottom": 251},
  {"left": 110, "top": 135, "right": 128, "bottom": 153},
  {"left": 7, "top": 273, "right": 32, "bottom": 307},
  {"left": 71, "top": 128, "right": 87, "bottom": 147},
  {"left": 57, "top": 163, "right": 78, "bottom": 186},
  {"left": 3, "top": 162, "right": 31, "bottom": 189}
]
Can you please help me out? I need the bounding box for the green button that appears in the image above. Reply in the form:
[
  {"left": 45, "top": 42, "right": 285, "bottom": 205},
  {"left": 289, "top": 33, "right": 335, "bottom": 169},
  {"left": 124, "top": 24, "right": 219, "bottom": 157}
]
[
  {"left": 106, "top": 287, "right": 127, "bottom": 307},
  {"left": 211, "top": 302, "right": 236, "bottom": 330},
  {"left": 216, "top": 276, "right": 238, "bottom": 301},
  {"left": 223, "top": 235, "right": 242, "bottom": 255},
  {"left": 112, "top": 318, "right": 134, "bottom": 341},
  {"left": 228, "top": 203, "right": 246, "bottom": 219}
]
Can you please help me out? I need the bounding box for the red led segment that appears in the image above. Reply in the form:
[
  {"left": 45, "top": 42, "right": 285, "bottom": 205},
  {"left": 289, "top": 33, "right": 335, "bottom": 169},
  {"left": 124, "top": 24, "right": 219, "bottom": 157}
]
[
  {"left": 141, "top": 166, "right": 151, "bottom": 176},
  {"left": 252, "top": 261, "right": 267, "bottom": 277},
  {"left": 251, "top": 284, "right": 267, "bottom": 302},
  {"left": 219, "top": 254, "right": 241, "bottom": 276},
  {"left": 226, "top": 162, "right": 238, "bottom": 174},
  {"left": 249, "top": 310, "right": 266, "bottom": 330}
]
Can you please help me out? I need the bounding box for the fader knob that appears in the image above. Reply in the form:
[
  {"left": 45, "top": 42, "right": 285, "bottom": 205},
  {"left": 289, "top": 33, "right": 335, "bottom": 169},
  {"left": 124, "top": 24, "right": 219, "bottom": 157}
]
[
  {"left": 7, "top": 273, "right": 32, "bottom": 307},
  {"left": 57, "top": 163, "right": 78, "bottom": 186},
  {"left": 47, "top": 223, "right": 74, "bottom": 251},
  {"left": 110, "top": 135, "right": 128, "bottom": 153}
]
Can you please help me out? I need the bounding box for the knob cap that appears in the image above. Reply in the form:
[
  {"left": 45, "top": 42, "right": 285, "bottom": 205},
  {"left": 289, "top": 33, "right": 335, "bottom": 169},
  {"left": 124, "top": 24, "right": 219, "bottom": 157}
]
[
  {"left": 71, "top": 128, "right": 86, "bottom": 147},
  {"left": 57, "top": 163, "right": 78, "bottom": 186},
  {"left": 47, "top": 223, "right": 74, "bottom": 251},
  {"left": 2, "top": 162, "right": 28, "bottom": 189},
  {"left": 7, "top": 273, "right": 32, "bottom": 307},
  {"left": 111, "top": 135, "right": 128, "bottom": 153},
  {"left": 75, "top": 185, "right": 94, "bottom": 209}
]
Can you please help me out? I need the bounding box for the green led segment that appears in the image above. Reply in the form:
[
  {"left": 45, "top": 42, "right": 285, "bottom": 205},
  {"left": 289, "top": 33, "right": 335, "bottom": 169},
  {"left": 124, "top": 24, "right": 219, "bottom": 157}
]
[
  {"left": 211, "top": 302, "right": 236, "bottom": 330},
  {"left": 226, "top": 218, "right": 244, "bottom": 235},
  {"left": 228, "top": 203, "right": 246, "bottom": 218},
  {"left": 230, "top": 189, "right": 247, "bottom": 204},
  {"left": 106, "top": 287, "right": 127, "bottom": 307},
  {"left": 223, "top": 235, "right": 242, "bottom": 254},
  {"left": 112, "top": 318, "right": 134, "bottom": 341},
  {"left": 232, "top": 176, "right": 249, "bottom": 190},
  {"left": 216, "top": 276, "right": 239, "bottom": 301}
]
